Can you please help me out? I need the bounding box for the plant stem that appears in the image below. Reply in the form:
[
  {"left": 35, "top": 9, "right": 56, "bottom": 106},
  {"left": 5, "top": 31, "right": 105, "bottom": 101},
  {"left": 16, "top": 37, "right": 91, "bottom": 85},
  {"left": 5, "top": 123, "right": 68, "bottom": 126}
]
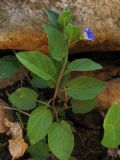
[
  {"left": 2, "top": 107, "right": 30, "bottom": 116},
  {"left": 58, "top": 107, "right": 71, "bottom": 112},
  {"left": 37, "top": 100, "right": 51, "bottom": 107},
  {"left": 52, "top": 56, "right": 68, "bottom": 122},
  {"left": 51, "top": 106, "right": 59, "bottom": 123},
  {"left": 52, "top": 56, "right": 68, "bottom": 106}
]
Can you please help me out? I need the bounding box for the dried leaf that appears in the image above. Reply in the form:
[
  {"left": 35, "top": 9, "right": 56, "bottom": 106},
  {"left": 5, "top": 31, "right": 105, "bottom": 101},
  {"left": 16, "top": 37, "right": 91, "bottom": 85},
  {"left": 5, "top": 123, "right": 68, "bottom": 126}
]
[
  {"left": 107, "top": 148, "right": 120, "bottom": 158},
  {"left": 9, "top": 138, "right": 28, "bottom": 160},
  {"left": 5, "top": 119, "right": 23, "bottom": 139},
  {"left": 5, "top": 119, "right": 28, "bottom": 160},
  {"left": 0, "top": 99, "right": 14, "bottom": 133}
]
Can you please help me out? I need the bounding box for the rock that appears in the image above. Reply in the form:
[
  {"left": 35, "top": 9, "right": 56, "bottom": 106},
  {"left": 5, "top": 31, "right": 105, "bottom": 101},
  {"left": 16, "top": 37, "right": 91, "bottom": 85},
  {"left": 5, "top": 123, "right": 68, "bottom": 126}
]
[
  {"left": 97, "top": 78, "right": 120, "bottom": 110},
  {"left": 0, "top": 0, "right": 120, "bottom": 52}
]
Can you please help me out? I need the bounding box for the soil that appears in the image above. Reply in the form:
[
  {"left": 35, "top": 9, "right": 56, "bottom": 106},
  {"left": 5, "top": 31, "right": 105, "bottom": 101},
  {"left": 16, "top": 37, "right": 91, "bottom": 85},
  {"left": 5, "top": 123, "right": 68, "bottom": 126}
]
[
  {"left": 67, "top": 110, "right": 106, "bottom": 160},
  {"left": 0, "top": 50, "right": 120, "bottom": 160}
]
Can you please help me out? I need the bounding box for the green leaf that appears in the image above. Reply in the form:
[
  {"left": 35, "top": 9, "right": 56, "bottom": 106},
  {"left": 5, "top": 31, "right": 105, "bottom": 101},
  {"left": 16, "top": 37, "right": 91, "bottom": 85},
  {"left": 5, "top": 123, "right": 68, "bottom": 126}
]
[
  {"left": 67, "top": 58, "right": 102, "bottom": 72},
  {"left": 44, "top": 9, "right": 59, "bottom": 29},
  {"left": 71, "top": 99, "right": 96, "bottom": 114},
  {"left": 58, "top": 8, "right": 72, "bottom": 27},
  {"left": 102, "top": 104, "right": 120, "bottom": 148},
  {"left": 31, "top": 76, "right": 55, "bottom": 89},
  {"left": 66, "top": 76, "right": 106, "bottom": 100},
  {"left": 43, "top": 24, "right": 68, "bottom": 61},
  {"left": 69, "top": 156, "right": 77, "bottom": 160},
  {"left": 16, "top": 51, "right": 56, "bottom": 81},
  {"left": 65, "top": 24, "right": 81, "bottom": 44},
  {"left": 31, "top": 74, "right": 55, "bottom": 89},
  {"left": 48, "top": 120, "right": 74, "bottom": 160},
  {"left": 53, "top": 60, "right": 62, "bottom": 76},
  {"left": 9, "top": 87, "right": 38, "bottom": 110},
  {"left": 46, "top": 80, "right": 55, "bottom": 88},
  {"left": 0, "top": 55, "right": 21, "bottom": 79},
  {"left": 31, "top": 75, "right": 48, "bottom": 89},
  {"left": 28, "top": 141, "right": 49, "bottom": 159},
  {"left": 28, "top": 107, "right": 53, "bottom": 144}
]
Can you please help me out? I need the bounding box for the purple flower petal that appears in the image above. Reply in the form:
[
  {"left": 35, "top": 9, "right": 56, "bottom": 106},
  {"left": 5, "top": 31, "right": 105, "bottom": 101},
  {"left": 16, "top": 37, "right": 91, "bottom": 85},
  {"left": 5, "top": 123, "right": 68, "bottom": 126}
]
[{"left": 84, "top": 28, "right": 94, "bottom": 41}]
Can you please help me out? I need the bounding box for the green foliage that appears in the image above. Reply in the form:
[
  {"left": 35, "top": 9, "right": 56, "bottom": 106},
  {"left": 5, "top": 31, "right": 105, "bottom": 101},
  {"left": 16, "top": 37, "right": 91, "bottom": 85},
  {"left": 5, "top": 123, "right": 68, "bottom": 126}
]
[
  {"left": 44, "top": 9, "right": 59, "bottom": 29},
  {"left": 28, "top": 141, "right": 49, "bottom": 159},
  {"left": 43, "top": 24, "right": 68, "bottom": 61},
  {"left": 16, "top": 51, "right": 56, "bottom": 81},
  {"left": 9, "top": 87, "right": 38, "bottom": 110},
  {"left": 13, "top": 8, "right": 107, "bottom": 160},
  {"left": 64, "top": 24, "right": 81, "bottom": 44},
  {"left": 60, "top": 72, "right": 70, "bottom": 88},
  {"left": 48, "top": 120, "right": 74, "bottom": 160},
  {"left": 0, "top": 55, "right": 21, "bottom": 79},
  {"left": 31, "top": 75, "right": 48, "bottom": 89},
  {"left": 58, "top": 8, "right": 72, "bottom": 27},
  {"left": 67, "top": 58, "right": 102, "bottom": 72},
  {"left": 71, "top": 99, "right": 96, "bottom": 114},
  {"left": 102, "top": 104, "right": 120, "bottom": 148},
  {"left": 27, "top": 107, "right": 53, "bottom": 144},
  {"left": 66, "top": 76, "right": 106, "bottom": 100},
  {"left": 69, "top": 156, "right": 77, "bottom": 160}
]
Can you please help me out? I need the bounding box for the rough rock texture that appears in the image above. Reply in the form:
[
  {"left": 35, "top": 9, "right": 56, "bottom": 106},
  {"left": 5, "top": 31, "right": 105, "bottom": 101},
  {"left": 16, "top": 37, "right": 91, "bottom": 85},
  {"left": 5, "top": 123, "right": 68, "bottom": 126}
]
[
  {"left": 97, "top": 79, "right": 120, "bottom": 110},
  {"left": 0, "top": 0, "right": 120, "bottom": 52}
]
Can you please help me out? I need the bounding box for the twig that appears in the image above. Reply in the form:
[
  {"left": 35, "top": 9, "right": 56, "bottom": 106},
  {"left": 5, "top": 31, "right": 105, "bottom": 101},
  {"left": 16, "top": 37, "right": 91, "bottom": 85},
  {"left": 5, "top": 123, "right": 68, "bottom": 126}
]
[
  {"left": 51, "top": 106, "right": 59, "bottom": 123},
  {"left": 37, "top": 100, "right": 51, "bottom": 107},
  {"left": 58, "top": 107, "right": 71, "bottom": 112},
  {"left": 80, "top": 151, "right": 91, "bottom": 160},
  {"left": 76, "top": 131, "right": 85, "bottom": 146},
  {"left": 2, "top": 107, "right": 30, "bottom": 116}
]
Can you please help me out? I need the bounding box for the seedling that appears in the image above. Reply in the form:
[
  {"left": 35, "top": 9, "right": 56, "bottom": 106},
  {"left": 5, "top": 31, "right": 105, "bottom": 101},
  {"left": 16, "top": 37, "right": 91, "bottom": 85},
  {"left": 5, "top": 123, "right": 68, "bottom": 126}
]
[{"left": 9, "top": 8, "right": 106, "bottom": 160}]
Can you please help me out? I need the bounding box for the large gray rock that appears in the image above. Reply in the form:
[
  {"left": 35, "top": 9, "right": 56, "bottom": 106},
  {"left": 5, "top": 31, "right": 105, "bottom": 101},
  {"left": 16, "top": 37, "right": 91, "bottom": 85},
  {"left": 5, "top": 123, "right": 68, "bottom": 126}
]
[{"left": 0, "top": 0, "right": 120, "bottom": 52}]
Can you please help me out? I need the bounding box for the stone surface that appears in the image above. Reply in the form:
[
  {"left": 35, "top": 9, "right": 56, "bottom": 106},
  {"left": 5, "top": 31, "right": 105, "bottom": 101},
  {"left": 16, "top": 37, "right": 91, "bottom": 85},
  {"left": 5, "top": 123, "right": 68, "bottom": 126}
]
[
  {"left": 97, "top": 78, "right": 120, "bottom": 110},
  {"left": 0, "top": 0, "right": 120, "bottom": 52}
]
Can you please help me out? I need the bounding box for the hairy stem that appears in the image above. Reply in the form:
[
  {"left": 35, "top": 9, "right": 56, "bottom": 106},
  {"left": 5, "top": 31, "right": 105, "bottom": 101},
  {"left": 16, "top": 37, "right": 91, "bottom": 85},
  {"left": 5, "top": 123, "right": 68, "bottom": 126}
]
[
  {"left": 52, "top": 56, "right": 68, "bottom": 122},
  {"left": 52, "top": 56, "right": 68, "bottom": 105}
]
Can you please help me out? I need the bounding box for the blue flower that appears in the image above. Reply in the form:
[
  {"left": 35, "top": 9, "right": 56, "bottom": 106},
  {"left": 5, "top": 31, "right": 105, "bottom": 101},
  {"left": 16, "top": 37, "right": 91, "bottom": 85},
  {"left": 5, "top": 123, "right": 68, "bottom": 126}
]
[{"left": 84, "top": 28, "right": 94, "bottom": 41}]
